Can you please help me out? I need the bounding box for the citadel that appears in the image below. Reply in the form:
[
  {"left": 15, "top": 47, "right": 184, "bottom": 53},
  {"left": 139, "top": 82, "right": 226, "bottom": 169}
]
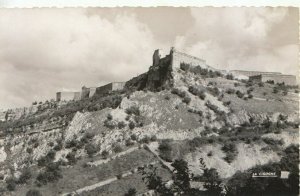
[
  {"left": 0, "top": 47, "right": 297, "bottom": 121},
  {"left": 56, "top": 47, "right": 297, "bottom": 101}
]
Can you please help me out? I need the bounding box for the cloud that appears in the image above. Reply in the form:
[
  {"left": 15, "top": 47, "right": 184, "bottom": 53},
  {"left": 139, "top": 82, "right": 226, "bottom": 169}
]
[
  {"left": 173, "top": 7, "right": 298, "bottom": 73},
  {"left": 0, "top": 8, "right": 160, "bottom": 109}
]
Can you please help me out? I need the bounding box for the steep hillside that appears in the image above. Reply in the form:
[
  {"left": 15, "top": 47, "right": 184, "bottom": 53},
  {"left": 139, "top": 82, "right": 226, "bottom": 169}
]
[{"left": 0, "top": 61, "right": 298, "bottom": 195}]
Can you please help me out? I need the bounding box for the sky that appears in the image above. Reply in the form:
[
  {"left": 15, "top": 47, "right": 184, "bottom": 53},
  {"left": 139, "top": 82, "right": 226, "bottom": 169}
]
[{"left": 0, "top": 7, "right": 298, "bottom": 109}]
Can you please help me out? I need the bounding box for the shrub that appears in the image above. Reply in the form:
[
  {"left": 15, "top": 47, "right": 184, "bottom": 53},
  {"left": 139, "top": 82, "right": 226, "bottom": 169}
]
[
  {"left": 36, "top": 163, "right": 62, "bottom": 185},
  {"left": 66, "top": 152, "right": 77, "bottom": 165},
  {"left": 126, "top": 106, "right": 140, "bottom": 116},
  {"left": 158, "top": 139, "right": 173, "bottom": 162},
  {"left": 38, "top": 150, "right": 56, "bottom": 167},
  {"left": 207, "top": 151, "right": 213, "bottom": 157},
  {"left": 226, "top": 74, "right": 234, "bottom": 80},
  {"left": 273, "top": 87, "right": 278, "bottom": 94},
  {"left": 188, "top": 85, "right": 206, "bottom": 100},
  {"left": 117, "top": 121, "right": 126, "bottom": 129},
  {"left": 131, "top": 134, "right": 137, "bottom": 141},
  {"left": 221, "top": 142, "right": 238, "bottom": 163},
  {"left": 129, "top": 121, "right": 135, "bottom": 130},
  {"left": 101, "top": 150, "right": 109, "bottom": 159},
  {"left": 180, "top": 62, "right": 190, "bottom": 71},
  {"left": 207, "top": 87, "right": 220, "bottom": 97},
  {"left": 125, "top": 139, "right": 134, "bottom": 146},
  {"left": 150, "top": 135, "right": 157, "bottom": 141},
  {"left": 85, "top": 143, "right": 98, "bottom": 157},
  {"left": 226, "top": 88, "right": 236, "bottom": 94},
  {"left": 248, "top": 94, "right": 253, "bottom": 99},
  {"left": 124, "top": 188, "right": 137, "bottom": 196},
  {"left": 104, "top": 119, "right": 116, "bottom": 129},
  {"left": 18, "top": 168, "right": 32, "bottom": 184},
  {"left": 116, "top": 174, "right": 123, "bottom": 180},
  {"left": 113, "top": 144, "right": 123, "bottom": 153},
  {"left": 107, "top": 113, "right": 113, "bottom": 120},
  {"left": 6, "top": 178, "right": 16, "bottom": 191},
  {"left": 223, "top": 101, "right": 231, "bottom": 106},
  {"left": 164, "top": 95, "right": 170, "bottom": 100},
  {"left": 236, "top": 90, "right": 244, "bottom": 98},
  {"left": 26, "top": 147, "right": 33, "bottom": 154},
  {"left": 182, "top": 96, "right": 191, "bottom": 104},
  {"left": 26, "top": 189, "right": 42, "bottom": 196},
  {"left": 141, "top": 136, "right": 151, "bottom": 144}
]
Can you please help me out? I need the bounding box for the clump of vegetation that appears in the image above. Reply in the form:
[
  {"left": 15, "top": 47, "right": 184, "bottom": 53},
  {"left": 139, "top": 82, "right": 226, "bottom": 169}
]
[
  {"left": 117, "top": 121, "right": 126, "bottom": 129},
  {"left": 37, "top": 150, "right": 56, "bottom": 167},
  {"left": 26, "top": 189, "right": 42, "bottom": 196},
  {"left": 226, "top": 74, "right": 234, "bottom": 80},
  {"left": 226, "top": 88, "right": 236, "bottom": 94},
  {"left": 236, "top": 90, "right": 244, "bottom": 98},
  {"left": 188, "top": 85, "right": 206, "bottom": 100},
  {"left": 101, "top": 150, "right": 109, "bottom": 159},
  {"left": 128, "top": 121, "right": 135, "bottom": 130},
  {"left": 124, "top": 188, "right": 137, "bottom": 196},
  {"left": 206, "top": 87, "right": 220, "bottom": 97},
  {"left": 126, "top": 106, "right": 141, "bottom": 116},
  {"left": 221, "top": 141, "right": 238, "bottom": 163},
  {"left": 182, "top": 96, "right": 191, "bottom": 104},
  {"left": 6, "top": 178, "right": 17, "bottom": 191},
  {"left": 158, "top": 139, "right": 173, "bottom": 162},
  {"left": 104, "top": 114, "right": 116, "bottom": 129},
  {"left": 36, "top": 162, "right": 62, "bottom": 186},
  {"left": 66, "top": 152, "right": 77, "bottom": 165},
  {"left": 187, "top": 108, "right": 203, "bottom": 116},
  {"left": 85, "top": 143, "right": 99, "bottom": 157},
  {"left": 180, "top": 63, "right": 222, "bottom": 78},
  {"left": 17, "top": 168, "right": 32, "bottom": 184},
  {"left": 113, "top": 144, "right": 123, "bottom": 153}
]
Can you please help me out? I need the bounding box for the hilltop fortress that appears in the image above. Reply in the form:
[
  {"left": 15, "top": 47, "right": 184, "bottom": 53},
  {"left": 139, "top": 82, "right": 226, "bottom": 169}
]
[{"left": 54, "top": 47, "right": 297, "bottom": 102}]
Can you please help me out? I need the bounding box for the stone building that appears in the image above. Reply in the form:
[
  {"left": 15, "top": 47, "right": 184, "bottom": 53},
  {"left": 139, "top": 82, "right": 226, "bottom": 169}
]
[
  {"left": 81, "top": 86, "right": 97, "bottom": 99},
  {"left": 230, "top": 70, "right": 281, "bottom": 77},
  {"left": 56, "top": 91, "right": 81, "bottom": 102},
  {"left": 95, "top": 82, "right": 125, "bottom": 95},
  {"left": 249, "top": 74, "right": 297, "bottom": 86}
]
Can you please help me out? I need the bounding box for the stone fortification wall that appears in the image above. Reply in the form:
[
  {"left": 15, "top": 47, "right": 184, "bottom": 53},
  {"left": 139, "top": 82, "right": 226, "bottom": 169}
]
[
  {"left": 250, "top": 74, "right": 297, "bottom": 85},
  {"left": 96, "top": 82, "right": 125, "bottom": 95},
  {"left": 56, "top": 92, "right": 80, "bottom": 102},
  {"left": 171, "top": 49, "right": 216, "bottom": 71},
  {"left": 231, "top": 70, "right": 281, "bottom": 77},
  {"left": 111, "top": 82, "right": 125, "bottom": 91}
]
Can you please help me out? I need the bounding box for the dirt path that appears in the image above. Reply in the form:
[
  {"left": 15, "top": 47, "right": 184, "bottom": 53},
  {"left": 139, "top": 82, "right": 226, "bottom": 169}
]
[{"left": 87, "top": 146, "right": 139, "bottom": 167}]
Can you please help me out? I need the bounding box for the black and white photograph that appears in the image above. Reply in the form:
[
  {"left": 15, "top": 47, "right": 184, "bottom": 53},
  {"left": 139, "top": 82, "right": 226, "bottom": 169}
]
[{"left": 0, "top": 5, "right": 299, "bottom": 196}]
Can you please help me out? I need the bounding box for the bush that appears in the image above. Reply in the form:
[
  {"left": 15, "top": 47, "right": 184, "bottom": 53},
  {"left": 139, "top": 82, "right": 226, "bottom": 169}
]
[
  {"left": 26, "top": 189, "right": 42, "bottom": 196},
  {"left": 150, "top": 135, "right": 157, "bottom": 141},
  {"left": 182, "top": 96, "right": 191, "bottom": 104},
  {"left": 126, "top": 106, "right": 140, "bottom": 116},
  {"left": 188, "top": 86, "right": 206, "bottom": 100},
  {"left": 66, "top": 152, "right": 77, "bottom": 165},
  {"left": 124, "top": 188, "right": 137, "bottom": 196},
  {"left": 236, "top": 90, "right": 244, "bottom": 98},
  {"left": 85, "top": 143, "right": 98, "bottom": 157},
  {"left": 129, "top": 121, "right": 135, "bottom": 130},
  {"left": 26, "top": 147, "right": 33, "bottom": 154},
  {"left": 141, "top": 136, "right": 151, "bottom": 144},
  {"left": 226, "top": 74, "right": 234, "bottom": 80},
  {"left": 113, "top": 144, "right": 123, "bottom": 153},
  {"left": 37, "top": 150, "right": 56, "bottom": 167},
  {"left": 221, "top": 142, "right": 238, "bottom": 163},
  {"left": 36, "top": 163, "right": 62, "bottom": 185},
  {"left": 158, "top": 139, "right": 173, "bottom": 162},
  {"left": 107, "top": 113, "right": 113, "bottom": 120},
  {"left": 104, "top": 119, "right": 116, "bottom": 129},
  {"left": 248, "top": 94, "right": 253, "bottom": 99},
  {"left": 125, "top": 139, "right": 134, "bottom": 146},
  {"left": 226, "top": 88, "right": 236, "bottom": 94},
  {"left": 117, "top": 121, "right": 126, "bottom": 129},
  {"left": 131, "top": 134, "right": 137, "bottom": 141},
  {"left": 6, "top": 178, "right": 16, "bottom": 191},
  {"left": 18, "top": 168, "right": 32, "bottom": 184},
  {"left": 207, "top": 87, "right": 220, "bottom": 97},
  {"left": 101, "top": 150, "right": 109, "bottom": 159}
]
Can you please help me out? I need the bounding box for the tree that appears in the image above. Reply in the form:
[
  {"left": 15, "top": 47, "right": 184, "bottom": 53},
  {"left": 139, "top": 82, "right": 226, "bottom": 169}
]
[
  {"left": 124, "top": 188, "right": 137, "bottom": 196},
  {"left": 26, "top": 189, "right": 43, "bottom": 196}
]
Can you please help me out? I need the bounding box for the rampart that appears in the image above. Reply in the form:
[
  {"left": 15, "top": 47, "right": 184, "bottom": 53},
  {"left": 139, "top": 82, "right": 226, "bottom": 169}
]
[
  {"left": 96, "top": 82, "right": 125, "bottom": 95},
  {"left": 56, "top": 91, "right": 81, "bottom": 102},
  {"left": 249, "top": 74, "right": 297, "bottom": 86},
  {"left": 171, "top": 48, "right": 216, "bottom": 71},
  {"left": 81, "top": 86, "right": 97, "bottom": 99},
  {"left": 230, "top": 70, "right": 281, "bottom": 77}
]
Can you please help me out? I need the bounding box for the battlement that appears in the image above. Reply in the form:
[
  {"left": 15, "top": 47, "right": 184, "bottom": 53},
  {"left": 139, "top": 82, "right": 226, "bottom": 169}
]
[{"left": 56, "top": 91, "right": 81, "bottom": 102}]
